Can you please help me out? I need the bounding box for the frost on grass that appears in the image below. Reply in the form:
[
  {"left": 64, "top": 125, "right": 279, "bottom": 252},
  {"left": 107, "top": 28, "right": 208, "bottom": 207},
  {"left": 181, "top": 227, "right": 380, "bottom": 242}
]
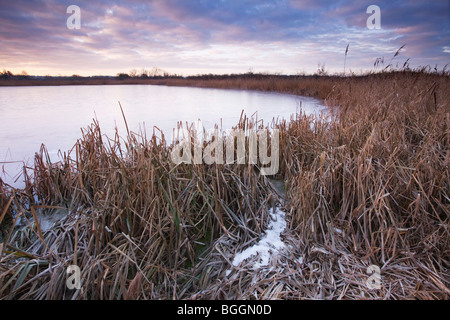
[{"left": 229, "top": 206, "right": 287, "bottom": 271}]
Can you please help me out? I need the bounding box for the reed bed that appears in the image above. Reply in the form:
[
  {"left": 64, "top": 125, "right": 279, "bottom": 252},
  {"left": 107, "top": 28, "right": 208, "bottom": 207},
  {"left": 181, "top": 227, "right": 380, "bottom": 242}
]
[
  {"left": 0, "top": 116, "right": 280, "bottom": 299},
  {"left": 148, "top": 75, "right": 337, "bottom": 100},
  {"left": 0, "top": 70, "right": 449, "bottom": 299},
  {"left": 275, "top": 70, "right": 450, "bottom": 299},
  {"left": 0, "top": 179, "right": 13, "bottom": 242}
]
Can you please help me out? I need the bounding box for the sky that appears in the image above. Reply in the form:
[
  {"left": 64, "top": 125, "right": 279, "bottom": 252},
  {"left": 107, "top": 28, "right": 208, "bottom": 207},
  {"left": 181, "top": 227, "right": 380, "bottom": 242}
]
[{"left": 0, "top": 0, "right": 449, "bottom": 76}]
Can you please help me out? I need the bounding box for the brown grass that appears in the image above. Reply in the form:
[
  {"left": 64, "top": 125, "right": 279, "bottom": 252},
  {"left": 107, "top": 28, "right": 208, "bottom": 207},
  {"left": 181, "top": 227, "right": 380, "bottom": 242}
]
[
  {"left": 0, "top": 180, "right": 13, "bottom": 240},
  {"left": 0, "top": 70, "right": 449, "bottom": 299},
  {"left": 277, "top": 71, "right": 450, "bottom": 299}
]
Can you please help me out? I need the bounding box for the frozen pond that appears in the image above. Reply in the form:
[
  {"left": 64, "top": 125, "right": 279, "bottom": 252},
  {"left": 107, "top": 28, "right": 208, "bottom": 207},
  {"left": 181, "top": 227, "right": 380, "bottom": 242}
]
[{"left": 0, "top": 84, "right": 325, "bottom": 186}]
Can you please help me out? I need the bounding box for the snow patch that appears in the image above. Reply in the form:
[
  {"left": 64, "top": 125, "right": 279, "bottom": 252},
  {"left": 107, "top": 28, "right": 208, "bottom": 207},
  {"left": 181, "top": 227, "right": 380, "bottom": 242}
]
[
  {"left": 35, "top": 208, "right": 68, "bottom": 232},
  {"left": 229, "top": 206, "right": 287, "bottom": 270}
]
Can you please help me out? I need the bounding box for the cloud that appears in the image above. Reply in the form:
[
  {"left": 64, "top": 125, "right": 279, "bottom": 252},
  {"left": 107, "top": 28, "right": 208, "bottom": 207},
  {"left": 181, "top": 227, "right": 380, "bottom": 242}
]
[{"left": 0, "top": 0, "right": 448, "bottom": 75}]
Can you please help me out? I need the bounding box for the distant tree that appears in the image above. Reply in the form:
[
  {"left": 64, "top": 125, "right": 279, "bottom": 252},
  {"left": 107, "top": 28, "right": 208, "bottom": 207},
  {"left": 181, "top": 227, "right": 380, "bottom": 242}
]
[
  {"left": 0, "top": 70, "right": 13, "bottom": 79},
  {"left": 140, "top": 68, "right": 149, "bottom": 79},
  {"left": 129, "top": 69, "right": 138, "bottom": 77},
  {"left": 149, "top": 67, "right": 164, "bottom": 77},
  {"left": 316, "top": 63, "right": 327, "bottom": 76},
  {"left": 117, "top": 73, "right": 130, "bottom": 80}
]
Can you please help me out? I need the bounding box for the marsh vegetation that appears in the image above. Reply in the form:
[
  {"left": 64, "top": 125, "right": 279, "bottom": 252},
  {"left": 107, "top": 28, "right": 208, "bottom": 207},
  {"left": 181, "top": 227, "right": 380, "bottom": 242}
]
[{"left": 0, "top": 68, "right": 449, "bottom": 299}]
